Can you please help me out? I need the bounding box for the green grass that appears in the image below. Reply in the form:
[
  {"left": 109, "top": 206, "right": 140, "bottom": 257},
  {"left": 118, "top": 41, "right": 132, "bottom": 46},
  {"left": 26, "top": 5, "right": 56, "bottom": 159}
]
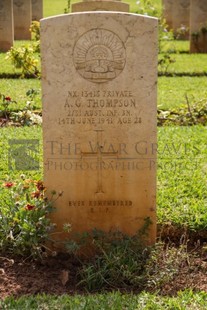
[
  {"left": 159, "top": 53, "right": 207, "bottom": 75},
  {"left": 0, "top": 126, "right": 42, "bottom": 181},
  {"left": 161, "top": 40, "right": 190, "bottom": 54},
  {"left": 44, "top": 0, "right": 67, "bottom": 17},
  {"left": 0, "top": 79, "right": 41, "bottom": 111},
  {"left": 0, "top": 40, "right": 39, "bottom": 75},
  {"left": 158, "top": 76, "right": 207, "bottom": 110},
  {"left": 1, "top": 290, "right": 207, "bottom": 309},
  {"left": 158, "top": 126, "right": 207, "bottom": 230}
]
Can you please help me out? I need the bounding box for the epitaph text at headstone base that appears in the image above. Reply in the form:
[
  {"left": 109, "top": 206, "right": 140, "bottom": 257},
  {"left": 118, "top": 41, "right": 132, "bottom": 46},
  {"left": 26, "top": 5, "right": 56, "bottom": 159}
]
[
  {"left": 13, "top": 0, "right": 32, "bottom": 40},
  {"left": 172, "top": 0, "right": 190, "bottom": 40},
  {"left": 71, "top": 0, "right": 129, "bottom": 12},
  {"left": 190, "top": 0, "right": 207, "bottom": 53},
  {"left": 41, "top": 13, "right": 158, "bottom": 249},
  {"left": 162, "top": 0, "right": 173, "bottom": 30},
  {"left": 0, "top": 0, "right": 13, "bottom": 52},
  {"left": 32, "top": 0, "right": 43, "bottom": 21}
]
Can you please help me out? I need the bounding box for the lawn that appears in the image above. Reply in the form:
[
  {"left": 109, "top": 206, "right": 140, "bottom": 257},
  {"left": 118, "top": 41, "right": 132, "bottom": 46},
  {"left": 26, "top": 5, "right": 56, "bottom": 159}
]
[
  {"left": 1, "top": 0, "right": 207, "bottom": 307},
  {"left": 1, "top": 290, "right": 207, "bottom": 309}
]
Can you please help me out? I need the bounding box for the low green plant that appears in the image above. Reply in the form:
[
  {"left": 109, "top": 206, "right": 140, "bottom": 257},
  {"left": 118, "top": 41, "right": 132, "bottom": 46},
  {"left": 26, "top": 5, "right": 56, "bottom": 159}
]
[
  {"left": 77, "top": 234, "right": 149, "bottom": 291},
  {"left": 30, "top": 21, "right": 40, "bottom": 53},
  {"left": 0, "top": 94, "right": 16, "bottom": 119},
  {"left": 158, "top": 53, "right": 176, "bottom": 74},
  {"left": 145, "top": 242, "right": 189, "bottom": 289},
  {"left": 6, "top": 22, "right": 40, "bottom": 78},
  {"left": 158, "top": 96, "right": 207, "bottom": 126},
  {"left": 0, "top": 177, "right": 58, "bottom": 258},
  {"left": 30, "top": 21, "right": 40, "bottom": 42},
  {"left": 135, "top": 0, "right": 161, "bottom": 17},
  {"left": 6, "top": 45, "right": 40, "bottom": 78},
  {"left": 75, "top": 230, "right": 193, "bottom": 292},
  {"left": 25, "top": 88, "right": 40, "bottom": 110},
  {"left": 175, "top": 25, "right": 189, "bottom": 40},
  {"left": 11, "top": 109, "right": 42, "bottom": 126},
  {"left": 10, "top": 88, "right": 42, "bottom": 126},
  {"left": 70, "top": 219, "right": 152, "bottom": 291}
]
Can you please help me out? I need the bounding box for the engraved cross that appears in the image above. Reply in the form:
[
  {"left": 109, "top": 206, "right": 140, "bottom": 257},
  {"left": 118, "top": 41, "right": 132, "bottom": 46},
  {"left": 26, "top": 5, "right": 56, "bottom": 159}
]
[{"left": 81, "top": 130, "right": 118, "bottom": 194}]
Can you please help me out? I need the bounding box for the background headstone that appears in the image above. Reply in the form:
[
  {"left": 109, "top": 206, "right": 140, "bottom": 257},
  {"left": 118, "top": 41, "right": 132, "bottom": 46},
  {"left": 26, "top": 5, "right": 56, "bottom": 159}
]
[
  {"left": 162, "top": 0, "right": 173, "bottom": 30},
  {"left": 41, "top": 12, "right": 158, "bottom": 248},
  {"left": 32, "top": 0, "right": 43, "bottom": 21},
  {"left": 13, "top": 0, "right": 32, "bottom": 40},
  {"left": 172, "top": 0, "right": 190, "bottom": 39},
  {"left": 72, "top": 0, "right": 129, "bottom": 12},
  {"left": 0, "top": 0, "right": 13, "bottom": 52},
  {"left": 190, "top": 0, "right": 207, "bottom": 53}
]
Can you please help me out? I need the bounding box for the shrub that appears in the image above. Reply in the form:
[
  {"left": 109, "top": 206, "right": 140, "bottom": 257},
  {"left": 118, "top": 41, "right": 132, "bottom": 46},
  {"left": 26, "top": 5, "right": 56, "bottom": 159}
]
[{"left": 0, "top": 177, "right": 58, "bottom": 258}]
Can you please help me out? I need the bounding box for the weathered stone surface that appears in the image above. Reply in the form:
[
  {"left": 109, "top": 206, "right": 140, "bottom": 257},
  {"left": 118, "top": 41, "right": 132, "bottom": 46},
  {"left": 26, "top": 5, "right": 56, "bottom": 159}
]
[
  {"left": 0, "top": 0, "right": 13, "bottom": 52},
  {"left": 162, "top": 0, "right": 173, "bottom": 30},
  {"left": 41, "top": 12, "right": 158, "bottom": 248},
  {"left": 190, "top": 0, "right": 207, "bottom": 53},
  {"left": 172, "top": 0, "right": 190, "bottom": 39},
  {"left": 32, "top": 0, "right": 43, "bottom": 21},
  {"left": 72, "top": 0, "right": 129, "bottom": 12},
  {"left": 13, "top": 0, "right": 32, "bottom": 40}
]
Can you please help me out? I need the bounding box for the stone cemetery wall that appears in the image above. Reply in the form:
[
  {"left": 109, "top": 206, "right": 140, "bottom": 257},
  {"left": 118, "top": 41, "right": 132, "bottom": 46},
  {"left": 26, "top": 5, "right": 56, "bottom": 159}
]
[
  {"left": 0, "top": 0, "right": 13, "bottom": 52},
  {"left": 41, "top": 12, "right": 158, "bottom": 248}
]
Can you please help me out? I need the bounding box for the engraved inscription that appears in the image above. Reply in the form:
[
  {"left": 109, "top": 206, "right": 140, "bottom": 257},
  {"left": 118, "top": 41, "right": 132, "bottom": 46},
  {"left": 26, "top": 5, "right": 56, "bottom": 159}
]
[
  {"left": 73, "top": 29, "right": 126, "bottom": 83},
  {"left": 68, "top": 200, "right": 133, "bottom": 207},
  {"left": 60, "top": 89, "right": 142, "bottom": 126},
  {"left": 81, "top": 130, "right": 118, "bottom": 194}
]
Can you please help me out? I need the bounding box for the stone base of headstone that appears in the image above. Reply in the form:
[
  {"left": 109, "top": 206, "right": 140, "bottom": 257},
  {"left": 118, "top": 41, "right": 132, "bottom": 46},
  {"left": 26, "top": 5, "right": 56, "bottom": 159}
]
[
  {"left": 71, "top": 0, "right": 129, "bottom": 12},
  {"left": 0, "top": 42, "right": 13, "bottom": 52},
  {"left": 190, "top": 31, "right": 207, "bottom": 53},
  {"left": 190, "top": 0, "right": 207, "bottom": 53}
]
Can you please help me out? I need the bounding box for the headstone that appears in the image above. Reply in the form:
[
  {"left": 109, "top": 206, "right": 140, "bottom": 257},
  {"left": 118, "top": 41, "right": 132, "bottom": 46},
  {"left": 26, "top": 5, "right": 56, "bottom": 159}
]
[
  {"left": 72, "top": 0, "right": 129, "bottom": 12},
  {"left": 190, "top": 0, "right": 207, "bottom": 53},
  {"left": 172, "top": 0, "right": 190, "bottom": 39},
  {"left": 32, "top": 0, "right": 43, "bottom": 21},
  {"left": 41, "top": 8, "right": 158, "bottom": 249},
  {"left": 162, "top": 0, "right": 173, "bottom": 30},
  {"left": 0, "top": 0, "right": 13, "bottom": 52},
  {"left": 13, "top": 0, "right": 32, "bottom": 40}
]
